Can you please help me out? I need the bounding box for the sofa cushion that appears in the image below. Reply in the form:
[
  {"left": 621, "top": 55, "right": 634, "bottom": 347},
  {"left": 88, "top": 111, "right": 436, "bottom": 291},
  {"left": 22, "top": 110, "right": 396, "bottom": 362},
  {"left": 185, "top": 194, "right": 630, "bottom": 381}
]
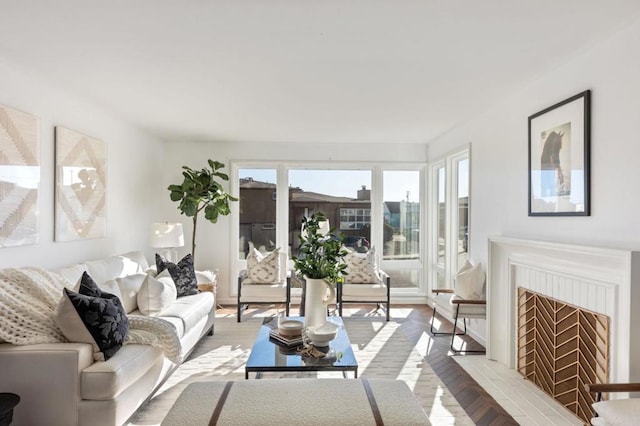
[
  {"left": 54, "top": 272, "right": 129, "bottom": 361},
  {"left": 159, "top": 292, "right": 214, "bottom": 333},
  {"left": 246, "top": 247, "right": 281, "bottom": 283},
  {"left": 156, "top": 253, "right": 199, "bottom": 297},
  {"left": 85, "top": 255, "right": 145, "bottom": 284},
  {"left": 137, "top": 270, "right": 177, "bottom": 316},
  {"left": 81, "top": 343, "right": 164, "bottom": 400},
  {"left": 115, "top": 273, "right": 147, "bottom": 314},
  {"left": 56, "top": 263, "right": 88, "bottom": 286}
]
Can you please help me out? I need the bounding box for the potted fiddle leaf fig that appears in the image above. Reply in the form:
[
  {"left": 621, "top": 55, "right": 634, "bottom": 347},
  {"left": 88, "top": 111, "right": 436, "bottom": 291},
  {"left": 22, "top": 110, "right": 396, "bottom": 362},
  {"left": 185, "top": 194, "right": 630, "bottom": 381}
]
[{"left": 168, "top": 159, "right": 238, "bottom": 264}]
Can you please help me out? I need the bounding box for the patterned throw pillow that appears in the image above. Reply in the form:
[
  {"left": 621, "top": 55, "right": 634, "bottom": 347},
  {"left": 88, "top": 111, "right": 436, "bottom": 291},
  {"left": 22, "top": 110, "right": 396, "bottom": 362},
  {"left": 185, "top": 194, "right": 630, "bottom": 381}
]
[
  {"left": 54, "top": 272, "right": 129, "bottom": 361},
  {"left": 343, "top": 246, "right": 382, "bottom": 284},
  {"left": 246, "top": 247, "right": 281, "bottom": 283},
  {"left": 156, "top": 253, "right": 199, "bottom": 297}
]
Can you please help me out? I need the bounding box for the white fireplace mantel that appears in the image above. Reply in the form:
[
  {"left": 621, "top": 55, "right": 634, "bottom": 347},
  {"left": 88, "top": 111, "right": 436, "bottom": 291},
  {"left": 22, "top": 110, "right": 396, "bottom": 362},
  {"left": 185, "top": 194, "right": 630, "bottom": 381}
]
[{"left": 487, "top": 236, "right": 640, "bottom": 385}]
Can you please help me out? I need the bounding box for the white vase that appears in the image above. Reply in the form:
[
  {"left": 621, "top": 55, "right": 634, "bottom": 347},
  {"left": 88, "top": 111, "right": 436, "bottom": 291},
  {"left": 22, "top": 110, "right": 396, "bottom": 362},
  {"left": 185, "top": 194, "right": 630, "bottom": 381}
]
[{"left": 304, "top": 277, "right": 335, "bottom": 329}]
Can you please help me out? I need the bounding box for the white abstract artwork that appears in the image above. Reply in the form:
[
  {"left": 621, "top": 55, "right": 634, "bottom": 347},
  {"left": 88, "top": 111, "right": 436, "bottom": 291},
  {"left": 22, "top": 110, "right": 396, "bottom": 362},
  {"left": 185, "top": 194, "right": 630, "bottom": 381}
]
[
  {"left": 0, "top": 105, "right": 40, "bottom": 247},
  {"left": 55, "top": 127, "right": 106, "bottom": 241}
]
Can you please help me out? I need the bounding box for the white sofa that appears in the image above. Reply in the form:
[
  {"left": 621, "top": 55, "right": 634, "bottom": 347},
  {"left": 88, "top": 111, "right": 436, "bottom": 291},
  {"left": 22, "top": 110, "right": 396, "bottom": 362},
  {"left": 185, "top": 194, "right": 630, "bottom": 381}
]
[{"left": 0, "top": 251, "right": 216, "bottom": 426}]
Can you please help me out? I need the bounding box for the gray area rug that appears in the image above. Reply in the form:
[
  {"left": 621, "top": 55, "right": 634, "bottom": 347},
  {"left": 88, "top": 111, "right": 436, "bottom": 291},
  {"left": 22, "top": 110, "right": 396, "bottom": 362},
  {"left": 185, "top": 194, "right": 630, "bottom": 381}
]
[{"left": 128, "top": 315, "right": 473, "bottom": 425}]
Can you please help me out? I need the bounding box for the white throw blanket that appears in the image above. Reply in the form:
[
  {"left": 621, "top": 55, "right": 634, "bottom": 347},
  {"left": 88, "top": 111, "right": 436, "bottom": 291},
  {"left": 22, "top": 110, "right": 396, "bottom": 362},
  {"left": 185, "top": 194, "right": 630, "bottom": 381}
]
[{"left": 0, "top": 267, "right": 182, "bottom": 363}]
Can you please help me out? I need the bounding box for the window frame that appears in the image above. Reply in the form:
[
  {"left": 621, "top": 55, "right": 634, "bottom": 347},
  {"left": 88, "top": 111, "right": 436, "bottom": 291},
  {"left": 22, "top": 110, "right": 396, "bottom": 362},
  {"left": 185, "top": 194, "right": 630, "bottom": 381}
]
[
  {"left": 230, "top": 161, "right": 426, "bottom": 297},
  {"left": 427, "top": 145, "right": 471, "bottom": 293}
]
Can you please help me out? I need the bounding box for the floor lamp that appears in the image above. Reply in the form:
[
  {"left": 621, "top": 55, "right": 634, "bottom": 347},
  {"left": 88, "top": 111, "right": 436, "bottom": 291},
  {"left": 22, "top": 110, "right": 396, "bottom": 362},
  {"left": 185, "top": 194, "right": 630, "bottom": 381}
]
[{"left": 149, "top": 222, "right": 184, "bottom": 263}]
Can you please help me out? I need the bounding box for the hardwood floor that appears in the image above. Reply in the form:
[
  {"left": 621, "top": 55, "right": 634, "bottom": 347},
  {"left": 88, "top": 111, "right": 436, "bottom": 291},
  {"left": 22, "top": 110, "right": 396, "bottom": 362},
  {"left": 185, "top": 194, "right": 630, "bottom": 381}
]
[{"left": 222, "top": 303, "right": 518, "bottom": 425}]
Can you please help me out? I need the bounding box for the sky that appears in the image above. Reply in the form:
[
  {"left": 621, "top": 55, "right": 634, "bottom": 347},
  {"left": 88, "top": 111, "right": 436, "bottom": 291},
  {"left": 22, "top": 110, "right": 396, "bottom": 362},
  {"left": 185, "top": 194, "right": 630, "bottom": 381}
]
[{"left": 239, "top": 168, "right": 421, "bottom": 202}]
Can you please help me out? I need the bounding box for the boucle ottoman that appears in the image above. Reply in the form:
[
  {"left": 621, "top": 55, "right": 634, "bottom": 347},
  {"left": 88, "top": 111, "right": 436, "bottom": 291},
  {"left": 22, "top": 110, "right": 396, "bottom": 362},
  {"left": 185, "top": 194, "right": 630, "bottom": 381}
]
[{"left": 161, "top": 378, "right": 429, "bottom": 425}]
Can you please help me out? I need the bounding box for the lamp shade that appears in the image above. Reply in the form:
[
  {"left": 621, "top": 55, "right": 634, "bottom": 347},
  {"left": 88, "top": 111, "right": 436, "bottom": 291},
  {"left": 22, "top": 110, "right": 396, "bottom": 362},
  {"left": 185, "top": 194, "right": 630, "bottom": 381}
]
[{"left": 149, "top": 223, "right": 184, "bottom": 248}]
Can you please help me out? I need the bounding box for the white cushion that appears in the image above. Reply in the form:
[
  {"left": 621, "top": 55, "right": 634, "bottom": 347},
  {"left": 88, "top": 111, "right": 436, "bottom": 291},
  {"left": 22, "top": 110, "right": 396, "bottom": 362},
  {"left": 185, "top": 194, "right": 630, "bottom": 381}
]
[
  {"left": 160, "top": 292, "right": 214, "bottom": 332},
  {"left": 119, "top": 250, "right": 150, "bottom": 270},
  {"left": 342, "top": 283, "right": 387, "bottom": 298},
  {"left": 56, "top": 263, "right": 88, "bottom": 286},
  {"left": 239, "top": 283, "right": 288, "bottom": 301},
  {"left": 92, "top": 279, "right": 123, "bottom": 301},
  {"left": 81, "top": 344, "right": 164, "bottom": 400},
  {"left": 592, "top": 399, "right": 640, "bottom": 426},
  {"left": 454, "top": 260, "right": 485, "bottom": 300},
  {"left": 85, "top": 255, "right": 145, "bottom": 284},
  {"left": 137, "top": 270, "right": 177, "bottom": 316},
  {"left": 115, "top": 273, "right": 147, "bottom": 313},
  {"left": 246, "top": 247, "right": 281, "bottom": 283},
  {"left": 450, "top": 295, "right": 487, "bottom": 317},
  {"left": 343, "top": 246, "right": 382, "bottom": 284}
]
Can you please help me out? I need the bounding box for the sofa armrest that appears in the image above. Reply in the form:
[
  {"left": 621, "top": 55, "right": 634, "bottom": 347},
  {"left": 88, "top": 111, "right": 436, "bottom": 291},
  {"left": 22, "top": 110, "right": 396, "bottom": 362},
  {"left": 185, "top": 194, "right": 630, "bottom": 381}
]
[{"left": 0, "top": 342, "right": 94, "bottom": 425}]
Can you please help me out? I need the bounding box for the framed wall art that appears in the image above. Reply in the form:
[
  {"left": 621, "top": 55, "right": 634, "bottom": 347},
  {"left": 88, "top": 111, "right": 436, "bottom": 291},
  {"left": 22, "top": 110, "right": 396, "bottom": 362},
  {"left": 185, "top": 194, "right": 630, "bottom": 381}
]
[
  {"left": 528, "top": 90, "right": 591, "bottom": 216},
  {"left": 0, "top": 104, "right": 40, "bottom": 247},
  {"left": 55, "top": 126, "right": 106, "bottom": 241}
]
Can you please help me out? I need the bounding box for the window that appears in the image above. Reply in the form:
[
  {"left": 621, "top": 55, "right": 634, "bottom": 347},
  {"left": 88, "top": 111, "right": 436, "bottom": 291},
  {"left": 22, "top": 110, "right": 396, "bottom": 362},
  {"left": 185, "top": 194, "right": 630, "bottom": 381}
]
[
  {"left": 429, "top": 147, "right": 470, "bottom": 291},
  {"left": 381, "top": 170, "right": 422, "bottom": 290},
  {"left": 238, "top": 169, "right": 277, "bottom": 259},
  {"left": 288, "top": 169, "right": 371, "bottom": 258},
  {"left": 340, "top": 208, "right": 371, "bottom": 230},
  {"left": 231, "top": 163, "right": 426, "bottom": 297}
]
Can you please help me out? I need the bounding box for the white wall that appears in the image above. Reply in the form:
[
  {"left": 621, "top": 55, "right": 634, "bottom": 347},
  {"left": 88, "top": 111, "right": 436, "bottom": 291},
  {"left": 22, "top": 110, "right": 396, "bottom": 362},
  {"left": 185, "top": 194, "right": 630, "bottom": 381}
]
[
  {"left": 428, "top": 16, "right": 640, "bottom": 341},
  {"left": 0, "top": 57, "right": 164, "bottom": 270},
  {"left": 161, "top": 141, "right": 428, "bottom": 303}
]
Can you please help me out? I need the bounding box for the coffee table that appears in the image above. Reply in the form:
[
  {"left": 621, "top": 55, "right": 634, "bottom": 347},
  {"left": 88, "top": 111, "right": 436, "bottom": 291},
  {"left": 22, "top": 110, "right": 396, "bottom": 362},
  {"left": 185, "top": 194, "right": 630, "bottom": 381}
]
[{"left": 245, "top": 316, "right": 358, "bottom": 379}]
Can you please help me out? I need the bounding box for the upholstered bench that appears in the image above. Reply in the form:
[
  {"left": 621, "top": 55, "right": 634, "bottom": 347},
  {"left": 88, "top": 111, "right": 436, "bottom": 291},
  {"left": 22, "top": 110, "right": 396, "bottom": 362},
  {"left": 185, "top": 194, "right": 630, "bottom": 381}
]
[{"left": 161, "top": 378, "right": 429, "bottom": 425}]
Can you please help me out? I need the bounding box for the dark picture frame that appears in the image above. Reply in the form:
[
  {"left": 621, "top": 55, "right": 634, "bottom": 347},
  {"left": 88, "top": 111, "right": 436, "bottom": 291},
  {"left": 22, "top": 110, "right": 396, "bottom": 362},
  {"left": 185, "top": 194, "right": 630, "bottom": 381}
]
[{"left": 528, "top": 90, "right": 591, "bottom": 216}]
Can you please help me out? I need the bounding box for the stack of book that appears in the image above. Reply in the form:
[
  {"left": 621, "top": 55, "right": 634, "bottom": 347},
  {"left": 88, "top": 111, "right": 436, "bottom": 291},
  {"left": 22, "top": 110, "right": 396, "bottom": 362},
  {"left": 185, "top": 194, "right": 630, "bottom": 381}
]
[{"left": 268, "top": 329, "right": 304, "bottom": 348}]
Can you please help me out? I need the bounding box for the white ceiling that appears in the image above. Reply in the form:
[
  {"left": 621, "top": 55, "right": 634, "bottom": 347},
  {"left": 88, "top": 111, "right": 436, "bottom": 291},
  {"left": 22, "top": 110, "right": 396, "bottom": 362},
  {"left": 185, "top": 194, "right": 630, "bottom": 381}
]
[{"left": 1, "top": 1, "right": 639, "bottom": 144}]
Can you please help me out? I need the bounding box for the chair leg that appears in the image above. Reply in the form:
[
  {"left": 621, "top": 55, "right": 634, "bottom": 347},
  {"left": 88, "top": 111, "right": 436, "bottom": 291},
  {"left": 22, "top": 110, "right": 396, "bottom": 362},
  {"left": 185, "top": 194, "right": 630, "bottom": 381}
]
[
  {"left": 450, "top": 304, "right": 486, "bottom": 354},
  {"left": 237, "top": 302, "right": 242, "bottom": 322},
  {"left": 430, "top": 305, "right": 466, "bottom": 336},
  {"left": 386, "top": 300, "right": 390, "bottom": 321}
]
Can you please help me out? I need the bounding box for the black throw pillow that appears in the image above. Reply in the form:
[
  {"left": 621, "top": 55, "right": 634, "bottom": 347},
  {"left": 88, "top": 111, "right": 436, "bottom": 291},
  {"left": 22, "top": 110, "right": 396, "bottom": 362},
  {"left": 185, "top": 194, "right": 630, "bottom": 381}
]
[
  {"left": 155, "top": 253, "right": 199, "bottom": 297},
  {"left": 54, "top": 272, "right": 129, "bottom": 361}
]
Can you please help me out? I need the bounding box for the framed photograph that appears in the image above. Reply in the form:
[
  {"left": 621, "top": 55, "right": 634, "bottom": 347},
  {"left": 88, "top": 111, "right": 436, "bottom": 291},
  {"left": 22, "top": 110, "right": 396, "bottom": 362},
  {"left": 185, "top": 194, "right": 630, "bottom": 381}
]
[{"left": 528, "top": 90, "right": 591, "bottom": 216}]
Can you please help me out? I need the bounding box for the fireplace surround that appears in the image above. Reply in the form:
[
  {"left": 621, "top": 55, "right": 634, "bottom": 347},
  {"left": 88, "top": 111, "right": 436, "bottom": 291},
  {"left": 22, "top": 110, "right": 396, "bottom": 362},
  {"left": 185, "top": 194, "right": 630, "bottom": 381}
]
[{"left": 487, "top": 237, "right": 640, "bottom": 395}]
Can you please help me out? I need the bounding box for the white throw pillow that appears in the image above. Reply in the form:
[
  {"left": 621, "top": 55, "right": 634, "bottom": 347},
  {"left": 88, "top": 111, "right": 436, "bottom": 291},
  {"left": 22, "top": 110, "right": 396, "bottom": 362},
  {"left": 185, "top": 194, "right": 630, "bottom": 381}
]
[
  {"left": 454, "top": 260, "right": 485, "bottom": 300},
  {"left": 246, "top": 247, "right": 281, "bottom": 283},
  {"left": 72, "top": 276, "right": 123, "bottom": 301},
  {"left": 137, "top": 269, "right": 177, "bottom": 316},
  {"left": 592, "top": 399, "right": 640, "bottom": 426},
  {"left": 343, "top": 246, "right": 382, "bottom": 284},
  {"left": 115, "top": 273, "right": 147, "bottom": 313}
]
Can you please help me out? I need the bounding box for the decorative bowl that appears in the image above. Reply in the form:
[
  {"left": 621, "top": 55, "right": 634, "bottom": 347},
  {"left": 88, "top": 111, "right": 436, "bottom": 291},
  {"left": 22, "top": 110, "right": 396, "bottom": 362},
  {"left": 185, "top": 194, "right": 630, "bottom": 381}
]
[
  {"left": 278, "top": 319, "right": 304, "bottom": 337},
  {"left": 306, "top": 321, "right": 338, "bottom": 347}
]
